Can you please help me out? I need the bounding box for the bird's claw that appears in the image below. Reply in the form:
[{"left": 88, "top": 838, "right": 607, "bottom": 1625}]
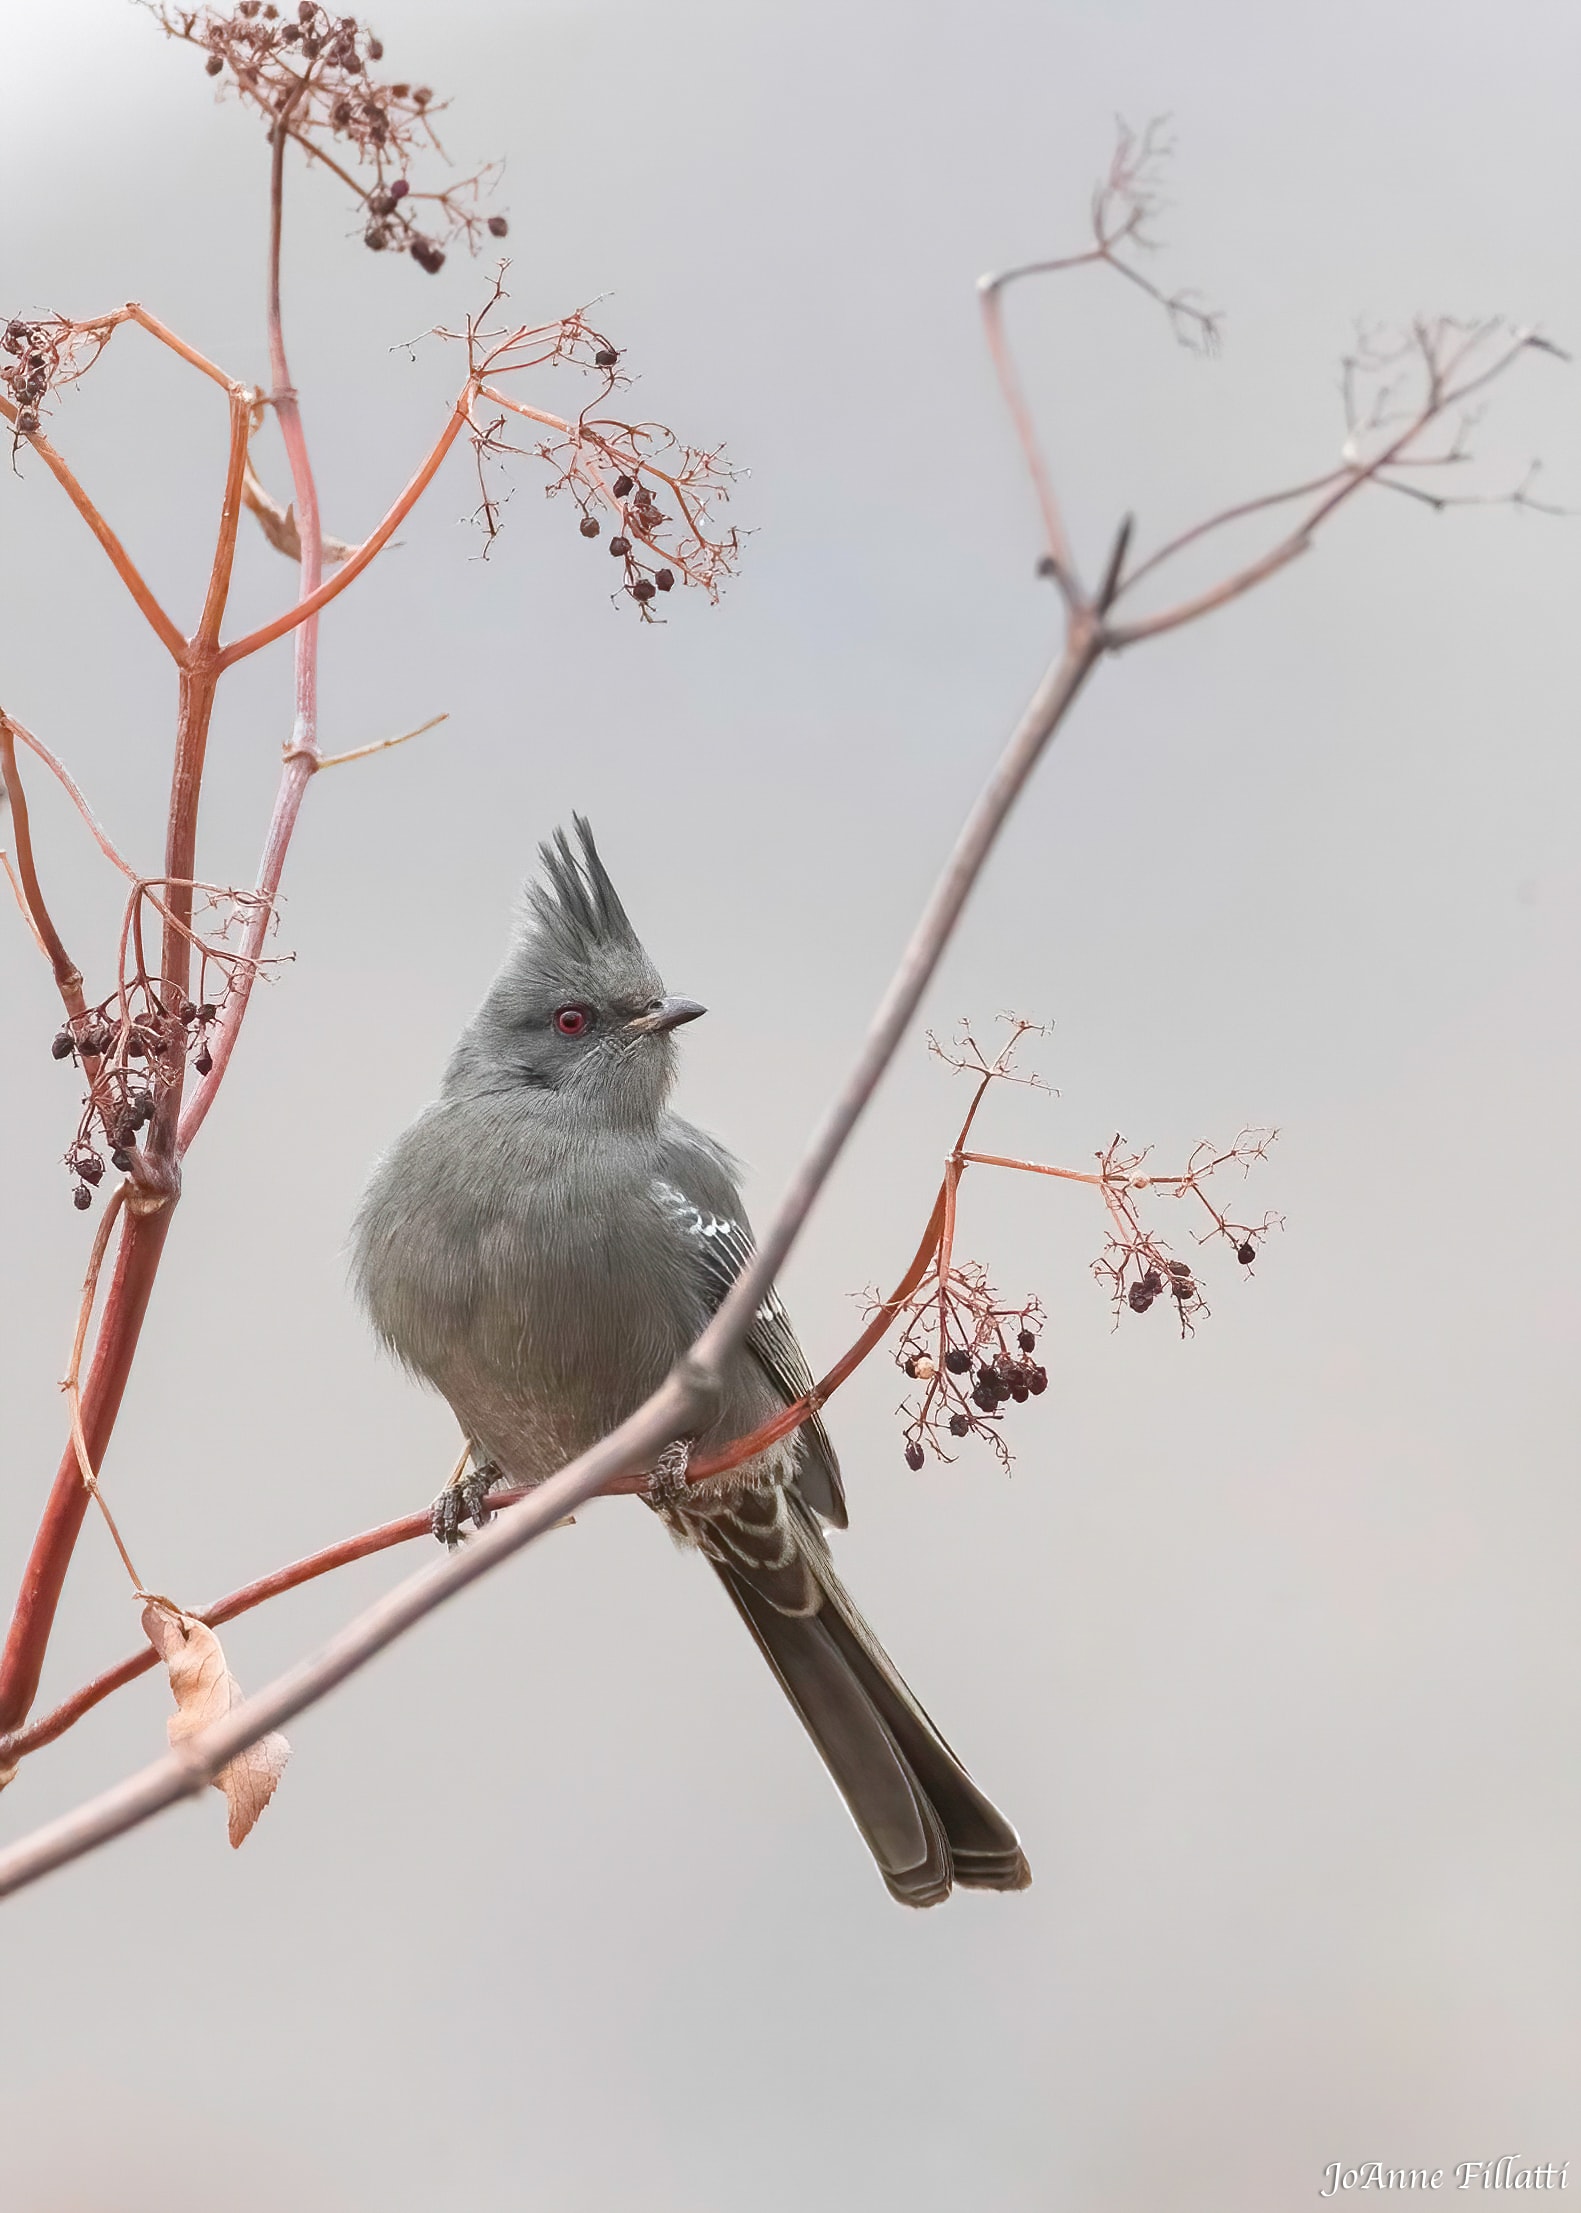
[
  {"left": 430, "top": 1458, "right": 506, "bottom": 1547},
  {"left": 645, "top": 1438, "right": 693, "bottom": 1512}
]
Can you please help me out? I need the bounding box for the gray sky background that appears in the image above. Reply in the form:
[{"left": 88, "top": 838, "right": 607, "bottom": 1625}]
[{"left": 3, "top": 2, "right": 1580, "bottom": 2208}]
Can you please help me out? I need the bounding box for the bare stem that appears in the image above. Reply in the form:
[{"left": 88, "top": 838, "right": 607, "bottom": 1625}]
[
  {"left": 216, "top": 396, "right": 476, "bottom": 669},
  {"left": 0, "top": 402, "right": 187, "bottom": 664},
  {"left": 0, "top": 717, "right": 86, "bottom": 1011}
]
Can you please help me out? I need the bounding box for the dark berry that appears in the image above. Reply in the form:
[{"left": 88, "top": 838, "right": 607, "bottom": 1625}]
[
  {"left": 1141, "top": 1270, "right": 1163, "bottom": 1297},
  {"left": 1166, "top": 1259, "right": 1192, "bottom": 1277},
  {"left": 410, "top": 239, "right": 446, "bottom": 275},
  {"left": 613, "top": 473, "right": 634, "bottom": 498},
  {"left": 1128, "top": 1282, "right": 1155, "bottom": 1314},
  {"left": 194, "top": 1047, "right": 214, "bottom": 1076},
  {"left": 1028, "top": 1367, "right": 1048, "bottom": 1395},
  {"left": 487, "top": 216, "right": 509, "bottom": 238},
  {"left": 655, "top": 568, "right": 675, "bottom": 592},
  {"left": 609, "top": 536, "right": 630, "bottom": 557},
  {"left": 367, "top": 189, "right": 393, "bottom": 216},
  {"left": 110, "top": 1147, "right": 133, "bottom": 1173},
  {"left": 945, "top": 1346, "right": 971, "bottom": 1374},
  {"left": 368, "top": 35, "right": 383, "bottom": 58},
  {"left": 365, "top": 225, "right": 390, "bottom": 252},
  {"left": 16, "top": 411, "right": 40, "bottom": 435},
  {"left": 298, "top": 1, "right": 314, "bottom": 17},
  {"left": 632, "top": 579, "right": 656, "bottom": 603},
  {"left": 73, "top": 1185, "right": 92, "bottom": 1211},
  {"left": 1018, "top": 1329, "right": 1036, "bottom": 1353},
  {"left": 198, "top": 1003, "right": 217, "bottom": 1022},
  {"left": 388, "top": 179, "right": 409, "bottom": 202},
  {"left": 972, "top": 1384, "right": 997, "bottom": 1412},
  {"left": 76, "top": 1153, "right": 104, "bottom": 1186},
  {"left": 993, "top": 1353, "right": 1016, "bottom": 1383},
  {"left": 51, "top": 1029, "right": 74, "bottom": 1060},
  {"left": 904, "top": 1442, "right": 925, "bottom": 1471},
  {"left": 179, "top": 1000, "right": 197, "bottom": 1024},
  {"left": 594, "top": 348, "right": 618, "bottom": 367},
  {"left": 901, "top": 1354, "right": 919, "bottom": 1377},
  {"left": 1170, "top": 1276, "right": 1193, "bottom": 1299},
  {"left": 579, "top": 515, "right": 600, "bottom": 538},
  {"left": 948, "top": 1413, "right": 969, "bottom": 1437},
  {"left": 1010, "top": 1384, "right": 1029, "bottom": 1403},
  {"left": 413, "top": 86, "right": 432, "bottom": 105},
  {"left": 206, "top": 52, "right": 224, "bottom": 74},
  {"left": 132, "top": 1094, "right": 154, "bottom": 1127},
  {"left": 1237, "top": 1241, "right": 1256, "bottom": 1265}
]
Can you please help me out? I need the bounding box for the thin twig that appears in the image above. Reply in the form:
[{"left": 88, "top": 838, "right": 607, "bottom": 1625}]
[
  {"left": 0, "top": 401, "right": 187, "bottom": 664},
  {"left": 0, "top": 717, "right": 86, "bottom": 1008},
  {"left": 311, "top": 712, "right": 449, "bottom": 771}
]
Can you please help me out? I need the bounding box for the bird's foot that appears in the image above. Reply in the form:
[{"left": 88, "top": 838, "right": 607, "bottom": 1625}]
[
  {"left": 430, "top": 1458, "right": 507, "bottom": 1547},
  {"left": 645, "top": 1438, "right": 693, "bottom": 1513}
]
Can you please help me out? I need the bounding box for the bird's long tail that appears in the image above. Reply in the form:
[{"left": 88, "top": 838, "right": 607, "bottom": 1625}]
[{"left": 692, "top": 1484, "right": 1031, "bottom": 1908}]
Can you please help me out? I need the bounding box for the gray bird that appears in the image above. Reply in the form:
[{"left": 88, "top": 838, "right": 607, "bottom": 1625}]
[{"left": 351, "top": 818, "right": 1030, "bottom": 1907}]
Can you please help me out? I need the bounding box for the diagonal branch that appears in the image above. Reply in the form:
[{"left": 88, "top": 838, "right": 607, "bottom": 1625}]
[
  {"left": 0, "top": 404, "right": 187, "bottom": 664},
  {"left": 0, "top": 716, "right": 86, "bottom": 1011},
  {"left": 216, "top": 394, "right": 477, "bottom": 668}
]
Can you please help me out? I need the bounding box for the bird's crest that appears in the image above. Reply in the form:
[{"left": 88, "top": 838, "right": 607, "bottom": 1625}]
[
  {"left": 508, "top": 816, "right": 661, "bottom": 1008},
  {"left": 525, "top": 816, "right": 642, "bottom": 967}
]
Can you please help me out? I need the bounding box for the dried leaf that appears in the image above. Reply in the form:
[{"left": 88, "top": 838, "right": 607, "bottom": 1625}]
[
  {"left": 141, "top": 1602, "right": 290, "bottom": 1848},
  {"left": 241, "top": 458, "right": 359, "bottom": 566}
]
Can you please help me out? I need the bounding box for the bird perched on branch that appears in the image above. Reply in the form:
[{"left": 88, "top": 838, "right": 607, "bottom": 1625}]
[{"left": 351, "top": 818, "right": 1029, "bottom": 1907}]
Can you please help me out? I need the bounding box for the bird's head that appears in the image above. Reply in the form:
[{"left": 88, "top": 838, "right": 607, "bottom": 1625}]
[{"left": 448, "top": 816, "right": 704, "bottom": 1124}]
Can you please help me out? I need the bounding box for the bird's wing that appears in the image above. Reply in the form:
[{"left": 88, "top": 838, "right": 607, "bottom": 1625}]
[{"left": 652, "top": 1171, "right": 848, "bottom": 1528}]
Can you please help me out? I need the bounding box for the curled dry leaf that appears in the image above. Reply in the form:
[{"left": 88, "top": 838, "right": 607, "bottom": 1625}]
[
  {"left": 141, "top": 1601, "right": 290, "bottom": 1848},
  {"left": 241, "top": 457, "right": 359, "bottom": 566}
]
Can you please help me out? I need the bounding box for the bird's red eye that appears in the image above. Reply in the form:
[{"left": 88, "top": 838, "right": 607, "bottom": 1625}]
[{"left": 553, "top": 1004, "right": 591, "bottom": 1036}]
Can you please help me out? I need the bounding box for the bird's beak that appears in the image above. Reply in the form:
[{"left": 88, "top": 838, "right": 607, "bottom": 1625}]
[{"left": 627, "top": 996, "right": 707, "bottom": 1035}]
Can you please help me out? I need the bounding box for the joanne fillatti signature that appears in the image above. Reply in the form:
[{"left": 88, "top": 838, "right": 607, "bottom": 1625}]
[{"left": 1322, "top": 2161, "right": 1570, "bottom": 2196}]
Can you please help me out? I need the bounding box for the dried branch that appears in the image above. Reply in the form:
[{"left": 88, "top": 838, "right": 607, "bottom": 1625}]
[
  {"left": 0, "top": 716, "right": 86, "bottom": 1009},
  {"left": 979, "top": 119, "right": 1220, "bottom": 598},
  {"left": 148, "top": 4, "right": 507, "bottom": 275}
]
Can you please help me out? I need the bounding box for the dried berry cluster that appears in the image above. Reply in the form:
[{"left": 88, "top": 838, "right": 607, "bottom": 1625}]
[
  {"left": 1092, "top": 1129, "right": 1280, "bottom": 1338},
  {"left": 153, "top": 5, "right": 506, "bottom": 271},
  {"left": 2, "top": 315, "right": 113, "bottom": 443},
  {"left": 891, "top": 1262, "right": 1048, "bottom": 1471},
  {"left": 2, "top": 321, "right": 53, "bottom": 439},
  {"left": 577, "top": 473, "right": 679, "bottom": 607},
  {"left": 455, "top": 296, "right": 741, "bottom": 612},
  {"left": 1123, "top": 1253, "right": 1202, "bottom": 1319},
  {"left": 51, "top": 994, "right": 220, "bottom": 1208}
]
